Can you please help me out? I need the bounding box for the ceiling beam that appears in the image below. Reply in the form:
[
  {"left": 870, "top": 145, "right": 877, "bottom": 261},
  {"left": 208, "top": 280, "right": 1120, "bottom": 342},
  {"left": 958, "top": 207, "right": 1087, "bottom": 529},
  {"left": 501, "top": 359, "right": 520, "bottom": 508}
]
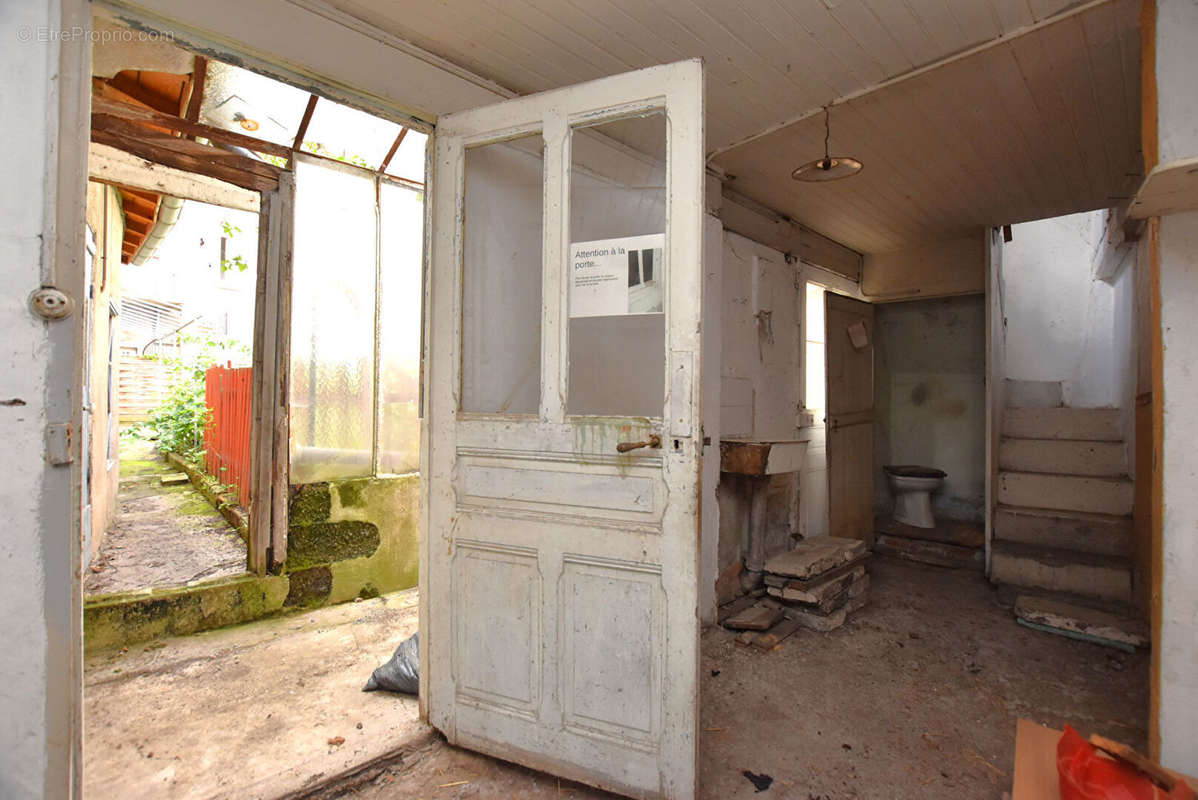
[
  {"left": 88, "top": 143, "right": 261, "bottom": 213},
  {"left": 719, "top": 188, "right": 862, "bottom": 280},
  {"left": 291, "top": 94, "right": 319, "bottom": 154},
  {"left": 91, "top": 116, "right": 282, "bottom": 193},
  {"left": 92, "top": 93, "right": 292, "bottom": 159},
  {"left": 378, "top": 127, "right": 409, "bottom": 173},
  {"left": 184, "top": 56, "right": 208, "bottom": 123}
]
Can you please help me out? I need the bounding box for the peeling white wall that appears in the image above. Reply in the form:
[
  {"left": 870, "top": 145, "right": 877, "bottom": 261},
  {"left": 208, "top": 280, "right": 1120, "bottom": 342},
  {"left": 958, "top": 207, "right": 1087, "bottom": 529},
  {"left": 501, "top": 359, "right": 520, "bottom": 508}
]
[
  {"left": 1157, "top": 0, "right": 1198, "bottom": 165},
  {"left": 1003, "top": 210, "right": 1132, "bottom": 409}
]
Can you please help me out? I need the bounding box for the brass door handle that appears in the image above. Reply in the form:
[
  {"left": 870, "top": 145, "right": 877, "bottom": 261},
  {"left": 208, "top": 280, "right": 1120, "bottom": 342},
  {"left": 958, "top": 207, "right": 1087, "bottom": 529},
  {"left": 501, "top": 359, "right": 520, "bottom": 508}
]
[{"left": 616, "top": 434, "right": 661, "bottom": 453}]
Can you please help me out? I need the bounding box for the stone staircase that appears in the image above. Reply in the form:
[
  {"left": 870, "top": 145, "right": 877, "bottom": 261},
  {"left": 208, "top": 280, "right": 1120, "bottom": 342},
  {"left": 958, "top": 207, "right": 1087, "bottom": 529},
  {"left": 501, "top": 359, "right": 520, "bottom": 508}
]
[{"left": 991, "top": 407, "right": 1134, "bottom": 604}]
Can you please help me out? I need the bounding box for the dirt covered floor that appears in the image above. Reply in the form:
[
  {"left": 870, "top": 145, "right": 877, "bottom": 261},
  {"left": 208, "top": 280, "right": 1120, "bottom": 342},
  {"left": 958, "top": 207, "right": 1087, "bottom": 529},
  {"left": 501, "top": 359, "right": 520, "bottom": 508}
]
[
  {"left": 84, "top": 590, "right": 423, "bottom": 799},
  {"left": 85, "top": 436, "right": 248, "bottom": 596},
  {"left": 83, "top": 557, "right": 1147, "bottom": 800}
]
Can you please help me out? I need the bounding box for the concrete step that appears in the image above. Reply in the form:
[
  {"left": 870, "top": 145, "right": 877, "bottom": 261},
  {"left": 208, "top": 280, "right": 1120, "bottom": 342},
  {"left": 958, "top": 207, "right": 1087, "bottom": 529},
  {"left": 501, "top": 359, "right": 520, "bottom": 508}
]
[
  {"left": 994, "top": 504, "right": 1132, "bottom": 557},
  {"left": 999, "top": 438, "right": 1126, "bottom": 477},
  {"left": 1003, "top": 407, "right": 1122, "bottom": 442},
  {"left": 990, "top": 542, "right": 1132, "bottom": 603},
  {"left": 998, "top": 471, "right": 1133, "bottom": 516}
]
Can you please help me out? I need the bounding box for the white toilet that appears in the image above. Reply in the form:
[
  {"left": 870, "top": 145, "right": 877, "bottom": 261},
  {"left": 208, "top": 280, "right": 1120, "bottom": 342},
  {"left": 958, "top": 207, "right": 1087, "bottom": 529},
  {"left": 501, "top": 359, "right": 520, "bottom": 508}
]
[{"left": 884, "top": 465, "right": 947, "bottom": 529}]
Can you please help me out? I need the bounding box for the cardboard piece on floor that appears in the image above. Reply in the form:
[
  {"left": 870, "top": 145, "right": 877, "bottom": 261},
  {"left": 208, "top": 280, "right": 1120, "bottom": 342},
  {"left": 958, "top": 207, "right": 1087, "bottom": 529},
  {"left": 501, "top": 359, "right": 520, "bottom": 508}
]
[{"left": 1012, "top": 719, "right": 1198, "bottom": 799}]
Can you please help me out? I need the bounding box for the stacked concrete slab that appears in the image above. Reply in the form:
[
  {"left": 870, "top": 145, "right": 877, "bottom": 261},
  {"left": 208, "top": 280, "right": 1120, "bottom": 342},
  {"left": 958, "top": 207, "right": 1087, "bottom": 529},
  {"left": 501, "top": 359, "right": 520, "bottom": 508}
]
[{"left": 762, "top": 537, "right": 870, "bottom": 632}]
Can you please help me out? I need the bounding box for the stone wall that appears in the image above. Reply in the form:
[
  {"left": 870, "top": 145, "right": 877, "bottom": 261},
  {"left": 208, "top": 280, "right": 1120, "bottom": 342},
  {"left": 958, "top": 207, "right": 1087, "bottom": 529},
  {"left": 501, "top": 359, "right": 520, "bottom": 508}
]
[{"left": 84, "top": 474, "right": 419, "bottom": 651}]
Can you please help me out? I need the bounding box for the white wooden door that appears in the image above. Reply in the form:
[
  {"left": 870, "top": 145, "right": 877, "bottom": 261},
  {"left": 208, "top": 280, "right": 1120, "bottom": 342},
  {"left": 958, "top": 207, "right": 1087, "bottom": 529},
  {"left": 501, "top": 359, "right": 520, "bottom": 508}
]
[
  {"left": 825, "top": 293, "right": 875, "bottom": 541},
  {"left": 420, "top": 60, "right": 705, "bottom": 799}
]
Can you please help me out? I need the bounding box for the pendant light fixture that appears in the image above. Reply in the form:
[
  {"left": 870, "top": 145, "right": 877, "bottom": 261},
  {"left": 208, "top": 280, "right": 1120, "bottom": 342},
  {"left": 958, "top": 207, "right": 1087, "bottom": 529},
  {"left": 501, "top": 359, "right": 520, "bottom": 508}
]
[{"left": 792, "top": 105, "right": 862, "bottom": 182}]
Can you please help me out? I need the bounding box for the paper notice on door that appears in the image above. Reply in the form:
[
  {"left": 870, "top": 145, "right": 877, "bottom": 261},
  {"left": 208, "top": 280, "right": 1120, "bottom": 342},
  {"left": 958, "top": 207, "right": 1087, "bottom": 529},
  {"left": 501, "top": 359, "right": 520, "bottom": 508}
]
[{"left": 570, "top": 234, "right": 665, "bottom": 318}]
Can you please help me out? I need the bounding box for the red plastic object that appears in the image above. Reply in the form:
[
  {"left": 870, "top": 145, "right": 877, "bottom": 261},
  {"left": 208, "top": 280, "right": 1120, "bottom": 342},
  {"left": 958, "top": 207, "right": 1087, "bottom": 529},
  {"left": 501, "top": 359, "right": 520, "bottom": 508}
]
[{"left": 1058, "top": 725, "right": 1195, "bottom": 800}]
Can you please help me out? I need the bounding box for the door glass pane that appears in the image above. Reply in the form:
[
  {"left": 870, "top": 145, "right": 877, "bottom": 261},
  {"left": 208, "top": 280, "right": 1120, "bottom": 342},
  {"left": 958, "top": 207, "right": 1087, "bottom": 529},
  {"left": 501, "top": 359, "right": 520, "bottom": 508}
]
[
  {"left": 378, "top": 180, "right": 424, "bottom": 474},
  {"left": 290, "top": 157, "right": 376, "bottom": 481},
  {"left": 567, "top": 112, "right": 666, "bottom": 417},
  {"left": 461, "top": 134, "right": 544, "bottom": 414}
]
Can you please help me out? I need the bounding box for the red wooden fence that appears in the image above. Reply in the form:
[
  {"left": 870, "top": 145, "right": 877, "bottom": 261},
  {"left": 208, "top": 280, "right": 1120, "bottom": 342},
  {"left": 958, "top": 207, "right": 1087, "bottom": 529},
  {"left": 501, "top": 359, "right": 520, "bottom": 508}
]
[{"left": 204, "top": 365, "right": 253, "bottom": 508}]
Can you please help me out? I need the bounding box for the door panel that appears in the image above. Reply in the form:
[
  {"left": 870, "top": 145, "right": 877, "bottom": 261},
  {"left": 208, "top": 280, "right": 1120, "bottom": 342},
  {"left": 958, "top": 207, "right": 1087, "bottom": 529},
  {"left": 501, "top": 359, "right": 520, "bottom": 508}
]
[
  {"left": 826, "top": 293, "right": 875, "bottom": 541},
  {"left": 421, "top": 60, "right": 704, "bottom": 799}
]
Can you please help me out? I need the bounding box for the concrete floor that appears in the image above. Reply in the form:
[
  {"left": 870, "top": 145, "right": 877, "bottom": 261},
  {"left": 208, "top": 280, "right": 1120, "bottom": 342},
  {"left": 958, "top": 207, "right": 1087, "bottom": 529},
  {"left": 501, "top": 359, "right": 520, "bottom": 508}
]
[
  {"left": 84, "top": 557, "right": 1147, "bottom": 800},
  {"left": 85, "top": 437, "right": 247, "bottom": 596}
]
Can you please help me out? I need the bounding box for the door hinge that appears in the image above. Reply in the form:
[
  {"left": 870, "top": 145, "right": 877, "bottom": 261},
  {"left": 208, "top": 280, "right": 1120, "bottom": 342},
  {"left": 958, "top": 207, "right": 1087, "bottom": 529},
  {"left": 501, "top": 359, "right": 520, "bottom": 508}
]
[{"left": 46, "top": 422, "right": 73, "bottom": 465}]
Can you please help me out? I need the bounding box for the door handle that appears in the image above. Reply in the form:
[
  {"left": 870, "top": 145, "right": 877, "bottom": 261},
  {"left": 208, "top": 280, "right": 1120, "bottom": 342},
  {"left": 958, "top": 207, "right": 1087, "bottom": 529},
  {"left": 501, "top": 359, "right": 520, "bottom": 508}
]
[{"left": 616, "top": 434, "right": 661, "bottom": 453}]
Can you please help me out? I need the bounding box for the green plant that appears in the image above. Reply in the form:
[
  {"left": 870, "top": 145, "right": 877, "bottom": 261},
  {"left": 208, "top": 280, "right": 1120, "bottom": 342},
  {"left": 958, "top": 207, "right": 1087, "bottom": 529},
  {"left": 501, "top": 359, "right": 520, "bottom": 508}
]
[
  {"left": 220, "top": 220, "right": 250, "bottom": 274},
  {"left": 143, "top": 334, "right": 249, "bottom": 462}
]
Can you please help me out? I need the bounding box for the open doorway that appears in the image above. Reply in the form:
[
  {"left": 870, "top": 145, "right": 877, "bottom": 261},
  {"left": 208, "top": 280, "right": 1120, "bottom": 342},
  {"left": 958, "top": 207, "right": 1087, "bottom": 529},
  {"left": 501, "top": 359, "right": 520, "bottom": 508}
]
[
  {"left": 83, "top": 190, "right": 259, "bottom": 597},
  {"left": 82, "top": 20, "right": 433, "bottom": 797}
]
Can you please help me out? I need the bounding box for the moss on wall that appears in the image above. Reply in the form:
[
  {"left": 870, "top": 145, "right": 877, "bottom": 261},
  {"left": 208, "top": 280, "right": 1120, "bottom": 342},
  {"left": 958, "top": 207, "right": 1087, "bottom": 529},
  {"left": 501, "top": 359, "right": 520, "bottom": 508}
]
[
  {"left": 286, "top": 521, "right": 380, "bottom": 570},
  {"left": 85, "top": 574, "right": 289, "bottom": 652},
  {"left": 84, "top": 473, "right": 421, "bottom": 652}
]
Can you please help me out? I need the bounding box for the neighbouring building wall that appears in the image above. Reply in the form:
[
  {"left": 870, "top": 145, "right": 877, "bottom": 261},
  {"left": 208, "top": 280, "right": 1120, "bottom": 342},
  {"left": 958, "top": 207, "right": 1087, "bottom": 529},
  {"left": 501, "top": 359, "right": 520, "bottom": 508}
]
[
  {"left": 85, "top": 182, "right": 125, "bottom": 565},
  {"left": 1158, "top": 209, "right": 1198, "bottom": 771},
  {"left": 1003, "top": 210, "right": 1133, "bottom": 408},
  {"left": 874, "top": 295, "right": 987, "bottom": 522}
]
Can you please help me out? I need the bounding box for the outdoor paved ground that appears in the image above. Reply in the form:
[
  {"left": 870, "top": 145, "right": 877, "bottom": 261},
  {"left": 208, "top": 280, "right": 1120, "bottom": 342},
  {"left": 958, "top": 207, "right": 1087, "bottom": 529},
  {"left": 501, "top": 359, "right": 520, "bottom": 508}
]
[
  {"left": 84, "top": 436, "right": 247, "bottom": 596},
  {"left": 83, "top": 557, "right": 1148, "bottom": 800}
]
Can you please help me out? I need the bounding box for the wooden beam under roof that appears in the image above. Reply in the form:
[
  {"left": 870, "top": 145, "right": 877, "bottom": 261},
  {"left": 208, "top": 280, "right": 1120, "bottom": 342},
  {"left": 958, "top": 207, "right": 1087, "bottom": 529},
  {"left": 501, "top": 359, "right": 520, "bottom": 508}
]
[
  {"left": 93, "top": 94, "right": 292, "bottom": 159},
  {"left": 91, "top": 116, "right": 282, "bottom": 193},
  {"left": 378, "top": 127, "right": 409, "bottom": 173},
  {"left": 89, "top": 143, "right": 261, "bottom": 213}
]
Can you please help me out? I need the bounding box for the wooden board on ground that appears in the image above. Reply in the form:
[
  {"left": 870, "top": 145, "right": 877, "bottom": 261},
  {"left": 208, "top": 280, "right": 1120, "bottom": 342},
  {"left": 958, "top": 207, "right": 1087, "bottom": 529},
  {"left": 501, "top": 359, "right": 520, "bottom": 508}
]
[{"left": 1014, "top": 595, "right": 1148, "bottom": 648}]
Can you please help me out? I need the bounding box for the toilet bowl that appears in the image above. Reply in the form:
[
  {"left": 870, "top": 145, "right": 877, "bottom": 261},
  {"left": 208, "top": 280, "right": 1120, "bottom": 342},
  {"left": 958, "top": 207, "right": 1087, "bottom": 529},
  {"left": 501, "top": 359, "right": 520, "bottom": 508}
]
[{"left": 884, "top": 465, "right": 947, "bottom": 529}]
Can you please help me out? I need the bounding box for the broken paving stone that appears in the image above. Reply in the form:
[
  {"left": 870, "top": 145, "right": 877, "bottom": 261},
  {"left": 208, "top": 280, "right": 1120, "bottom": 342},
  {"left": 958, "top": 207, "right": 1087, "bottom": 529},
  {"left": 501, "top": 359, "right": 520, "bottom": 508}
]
[
  {"left": 783, "top": 604, "right": 848, "bottom": 632},
  {"left": 767, "top": 566, "right": 865, "bottom": 606},
  {"left": 742, "top": 770, "right": 773, "bottom": 792},
  {"left": 763, "top": 537, "right": 867, "bottom": 580},
  {"left": 160, "top": 473, "right": 190, "bottom": 486},
  {"left": 724, "top": 603, "right": 782, "bottom": 631}
]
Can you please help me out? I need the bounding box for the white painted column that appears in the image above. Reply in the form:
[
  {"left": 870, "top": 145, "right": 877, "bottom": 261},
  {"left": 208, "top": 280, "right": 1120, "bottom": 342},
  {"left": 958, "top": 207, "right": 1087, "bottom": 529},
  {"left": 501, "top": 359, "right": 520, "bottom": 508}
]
[
  {"left": 1157, "top": 210, "right": 1198, "bottom": 772},
  {"left": 1, "top": 1, "right": 89, "bottom": 797}
]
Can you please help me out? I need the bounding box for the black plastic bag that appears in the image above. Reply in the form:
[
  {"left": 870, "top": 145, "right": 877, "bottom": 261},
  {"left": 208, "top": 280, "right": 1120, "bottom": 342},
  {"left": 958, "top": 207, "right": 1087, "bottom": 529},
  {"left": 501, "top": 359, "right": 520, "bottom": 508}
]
[{"left": 363, "top": 632, "right": 418, "bottom": 694}]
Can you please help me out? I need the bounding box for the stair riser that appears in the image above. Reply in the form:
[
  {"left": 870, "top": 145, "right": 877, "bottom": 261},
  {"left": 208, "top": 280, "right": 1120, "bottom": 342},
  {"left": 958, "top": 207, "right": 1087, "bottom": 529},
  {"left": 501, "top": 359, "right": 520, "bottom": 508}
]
[
  {"left": 1003, "top": 408, "right": 1122, "bottom": 441},
  {"left": 994, "top": 509, "right": 1132, "bottom": 557},
  {"left": 999, "top": 439, "right": 1126, "bottom": 477},
  {"left": 991, "top": 552, "right": 1132, "bottom": 603},
  {"left": 998, "top": 473, "right": 1133, "bottom": 516}
]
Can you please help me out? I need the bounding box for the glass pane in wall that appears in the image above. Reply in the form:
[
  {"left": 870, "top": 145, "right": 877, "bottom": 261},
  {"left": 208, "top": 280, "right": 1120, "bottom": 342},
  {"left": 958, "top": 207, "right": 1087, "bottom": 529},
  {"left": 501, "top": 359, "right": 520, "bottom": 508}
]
[
  {"left": 290, "top": 156, "right": 376, "bottom": 482},
  {"left": 384, "top": 130, "right": 428, "bottom": 185},
  {"left": 377, "top": 180, "right": 424, "bottom": 474},
  {"left": 461, "top": 134, "right": 544, "bottom": 414},
  {"left": 567, "top": 112, "right": 666, "bottom": 417}
]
